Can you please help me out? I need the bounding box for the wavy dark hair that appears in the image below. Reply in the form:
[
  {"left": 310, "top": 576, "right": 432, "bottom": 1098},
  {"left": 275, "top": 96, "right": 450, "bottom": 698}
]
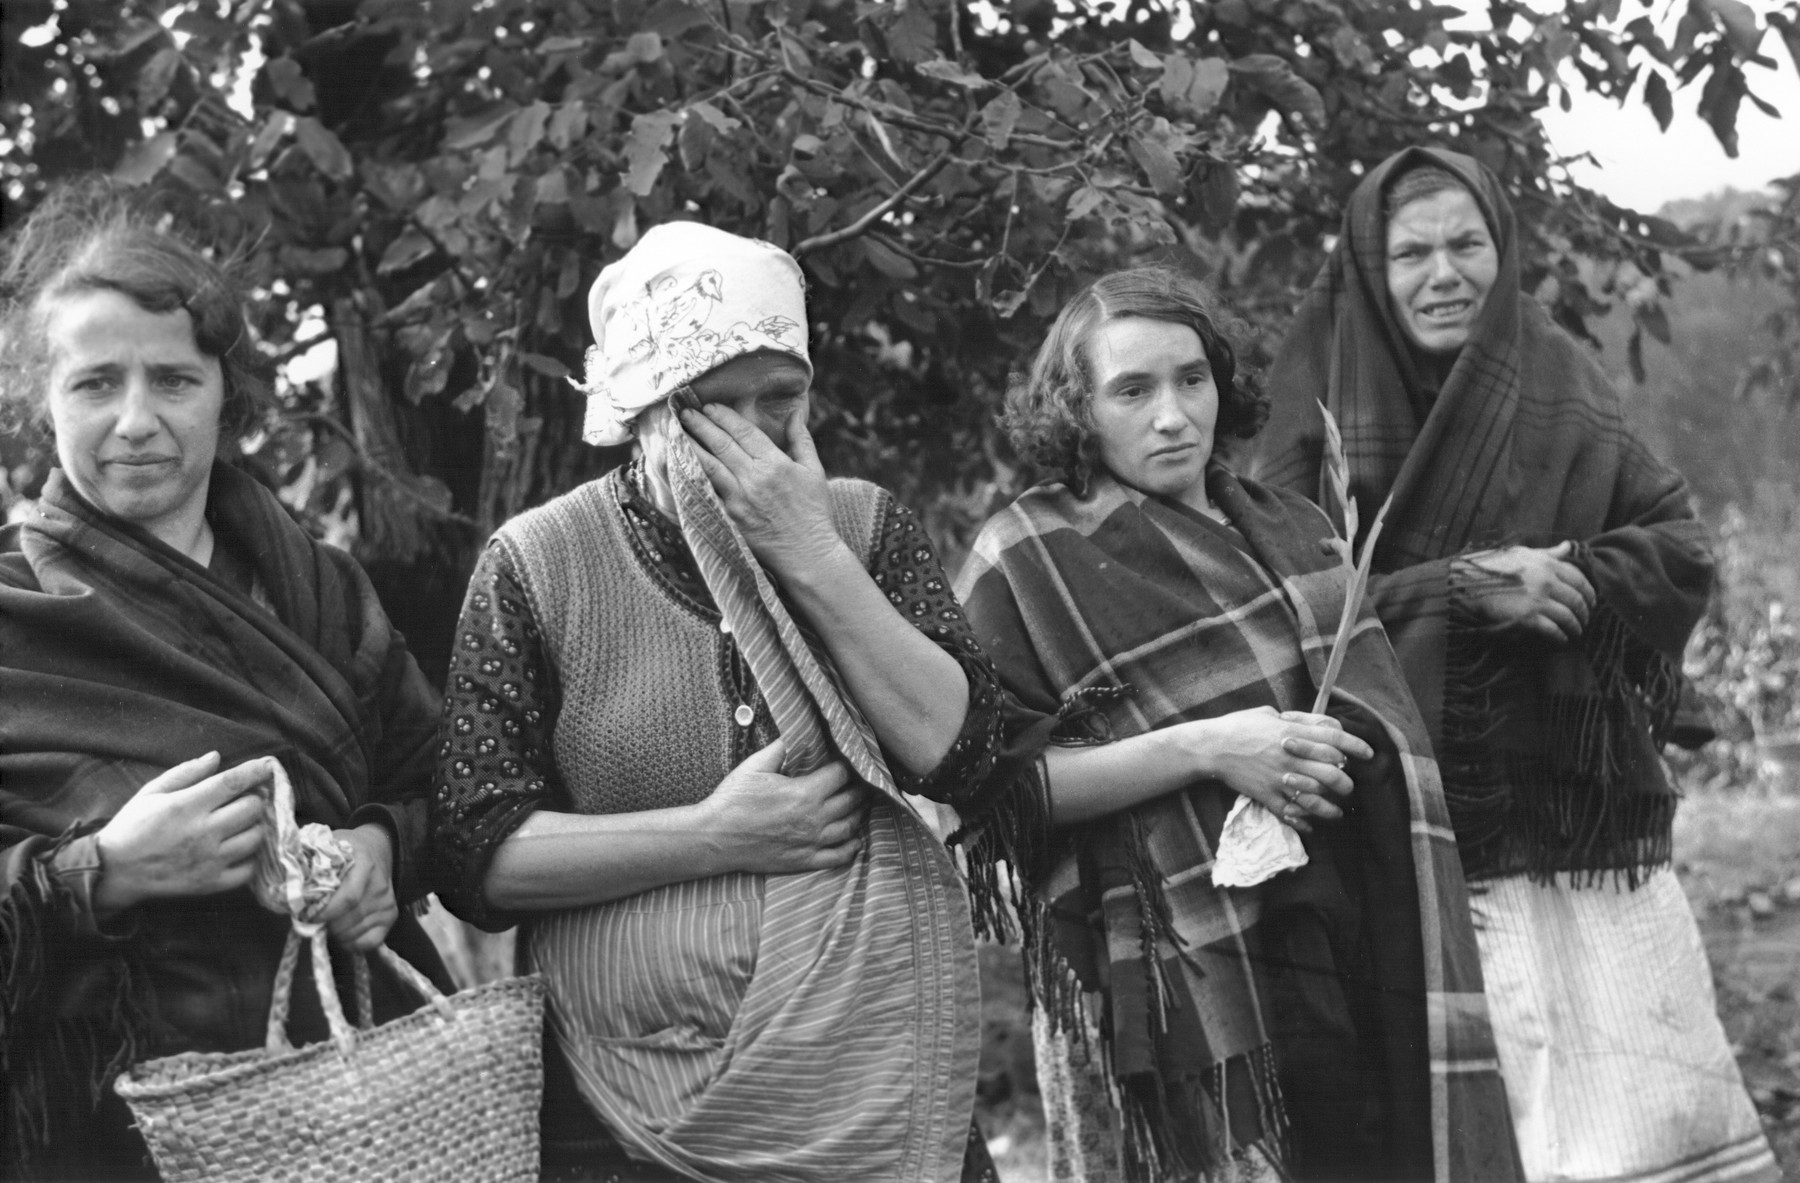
[
  {"left": 0, "top": 178, "right": 270, "bottom": 440},
  {"left": 1001, "top": 265, "right": 1264, "bottom": 494}
]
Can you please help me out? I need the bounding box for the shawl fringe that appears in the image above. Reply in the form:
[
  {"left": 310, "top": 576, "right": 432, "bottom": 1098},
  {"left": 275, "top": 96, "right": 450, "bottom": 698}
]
[
  {"left": 1, "top": 825, "right": 156, "bottom": 1182},
  {"left": 957, "top": 683, "right": 1131, "bottom": 949},
  {"left": 1441, "top": 587, "right": 1684, "bottom": 885},
  {"left": 959, "top": 686, "right": 1290, "bottom": 1182},
  {"left": 1116, "top": 1051, "right": 1290, "bottom": 1181}
]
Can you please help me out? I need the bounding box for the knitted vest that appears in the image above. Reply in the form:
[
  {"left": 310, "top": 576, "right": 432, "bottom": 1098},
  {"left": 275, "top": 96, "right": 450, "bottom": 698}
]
[{"left": 492, "top": 468, "right": 885, "bottom": 816}]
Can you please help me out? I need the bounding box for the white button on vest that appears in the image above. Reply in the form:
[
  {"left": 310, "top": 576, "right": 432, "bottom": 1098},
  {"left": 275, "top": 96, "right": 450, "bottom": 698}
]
[
  {"left": 733, "top": 704, "right": 754, "bottom": 727},
  {"left": 719, "top": 618, "right": 733, "bottom": 635}
]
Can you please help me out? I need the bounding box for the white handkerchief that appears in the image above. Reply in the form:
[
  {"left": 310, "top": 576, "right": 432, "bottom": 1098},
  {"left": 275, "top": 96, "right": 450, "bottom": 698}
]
[{"left": 1211, "top": 794, "right": 1308, "bottom": 887}]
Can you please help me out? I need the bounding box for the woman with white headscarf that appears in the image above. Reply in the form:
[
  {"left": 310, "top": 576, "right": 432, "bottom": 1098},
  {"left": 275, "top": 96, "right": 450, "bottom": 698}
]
[{"left": 430, "top": 223, "right": 1024, "bottom": 1183}]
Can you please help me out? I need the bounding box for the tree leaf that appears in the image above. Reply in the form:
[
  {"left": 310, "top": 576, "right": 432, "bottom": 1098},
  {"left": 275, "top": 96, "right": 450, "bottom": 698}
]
[
  {"left": 1772, "top": 13, "right": 1800, "bottom": 82},
  {"left": 626, "top": 31, "right": 664, "bottom": 63},
  {"left": 444, "top": 104, "right": 516, "bottom": 151},
  {"left": 520, "top": 352, "right": 571, "bottom": 379},
  {"left": 860, "top": 110, "right": 908, "bottom": 170},
  {"left": 613, "top": 191, "right": 640, "bottom": 249},
  {"left": 623, "top": 110, "right": 680, "bottom": 196},
  {"left": 875, "top": 2, "right": 938, "bottom": 65},
  {"left": 249, "top": 112, "right": 295, "bottom": 168},
  {"left": 1067, "top": 186, "right": 1106, "bottom": 221},
  {"left": 1194, "top": 163, "right": 1238, "bottom": 231},
  {"left": 982, "top": 91, "right": 1022, "bottom": 150},
  {"left": 1626, "top": 325, "right": 1646, "bottom": 384},
  {"left": 1128, "top": 132, "right": 1182, "bottom": 196},
  {"left": 1161, "top": 54, "right": 1229, "bottom": 118},
  {"left": 643, "top": 0, "right": 712, "bottom": 39},
  {"left": 917, "top": 59, "right": 987, "bottom": 89},
  {"left": 1644, "top": 69, "right": 1674, "bottom": 130},
  {"left": 1127, "top": 39, "right": 1163, "bottom": 71},
  {"left": 992, "top": 289, "right": 1028, "bottom": 318},
  {"left": 293, "top": 119, "right": 351, "bottom": 182},
  {"left": 1635, "top": 298, "right": 1672, "bottom": 344},
  {"left": 1697, "top": 56, "right": 1745, "bottom": 157},
  {"left": 90, "top": 21, "right": 164, "bottom": 60},
  {"left": 137, "top": 47, "right": 183, "bottom": 110},
  {"left": 266, "top": 56, "right": 316, "bottom": 112},
  {"left": 861, "top": 236, "right": 918, "bottom": 280},
  {"left": 1696, "top": 0, "right": 1767, "bottom": 61},
  {"left": 508, "top": 101, "right": 551, "bottom": 165},
  {"left": 687, "top": 101, "right": 742, "bottom": 134},
  {"left": 378, "top": 230, "right": 436, "bottom": 274},
  {"left": 1229, "top": 54, "right": 1325, "bottom": 124},
  {"left": 284, "top": 246, "right": 350, "bottom": 274},
  {"left": 115, "top": 132, "right": 179, "bottom": 185},
  {"left": 544, "top": 102, "right": 585, "bottom": 151}
]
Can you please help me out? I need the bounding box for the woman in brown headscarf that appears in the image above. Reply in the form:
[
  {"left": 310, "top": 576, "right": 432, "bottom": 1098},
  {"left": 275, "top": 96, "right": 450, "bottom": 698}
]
[{"left": 1256, "top": 146, "right": 1774, "bottom": 1183}]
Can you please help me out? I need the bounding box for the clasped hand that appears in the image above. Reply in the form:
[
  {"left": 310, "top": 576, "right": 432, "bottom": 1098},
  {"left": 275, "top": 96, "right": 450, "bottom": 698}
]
[
  {"left": 678, "top": 402, "right": 842, "bottom": 581},
  {"left": 96, "top": 752, "right": 399, "bottom": 950},
  {"left": 700, "top": 739, "right": 867, "bottom": 874},
  {"left": 1456, "top": 541, "right": 1596, "bottom": 644},
  {"left": 1201, "top": 707, "right": 1374, "bottom": 834}
]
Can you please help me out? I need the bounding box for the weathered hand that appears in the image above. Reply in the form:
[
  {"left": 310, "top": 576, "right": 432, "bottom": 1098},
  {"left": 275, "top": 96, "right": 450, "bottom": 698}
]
[
  {"left": 700, "top": 738, "right": 867, "bottom": 874},
  {"left": 316, "top": 823, "right": 399, "bottom": 952},
  {"left": 678, "top": 401, "right": 843, "bottom": 580},
  {"left": 1189, "top": 707, "right": 1374, "bottom": 833},
  {"left": 1457, "top": 541, "right": 1596, "bottom": 644},
  {"left": 95, "top": 752, "right": 270, "bottom": 914}
]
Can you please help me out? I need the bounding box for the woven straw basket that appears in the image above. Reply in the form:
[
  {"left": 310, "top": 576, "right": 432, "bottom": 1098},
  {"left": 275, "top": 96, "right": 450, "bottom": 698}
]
[{"left": 116, "top": 924, "right": 546, "bottom": 1183}]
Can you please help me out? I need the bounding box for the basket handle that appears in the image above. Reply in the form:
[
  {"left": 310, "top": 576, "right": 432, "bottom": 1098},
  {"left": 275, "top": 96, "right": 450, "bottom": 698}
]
[{"left": 266, "top": 926, "right": 457, "bottom": 1055}]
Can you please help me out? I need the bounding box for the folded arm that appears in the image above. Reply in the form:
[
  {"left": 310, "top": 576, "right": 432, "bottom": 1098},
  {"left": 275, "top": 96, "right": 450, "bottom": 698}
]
[{"left": 431, "top": 544, "right": 865, "bottom": 930}]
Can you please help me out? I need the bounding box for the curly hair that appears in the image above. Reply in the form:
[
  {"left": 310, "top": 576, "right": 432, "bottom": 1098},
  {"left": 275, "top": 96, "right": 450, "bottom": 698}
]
[
  {"left": 1000, "top": 264, "right": 1264, "bottom": 493},
  {"left": 0, "top": 178, "right": 270, "bottom": 440}
]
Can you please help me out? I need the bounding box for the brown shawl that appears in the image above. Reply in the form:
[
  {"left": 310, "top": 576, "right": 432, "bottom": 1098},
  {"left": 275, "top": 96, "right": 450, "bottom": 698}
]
[{"left": 1254, "top": 146, "right": 1713, "bottom": 881}]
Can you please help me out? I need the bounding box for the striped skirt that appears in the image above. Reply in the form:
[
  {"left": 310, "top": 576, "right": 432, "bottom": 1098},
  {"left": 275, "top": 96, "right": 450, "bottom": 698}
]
[{"left": 1470, "top": 868, "right": 1777, "bottom": 1183}]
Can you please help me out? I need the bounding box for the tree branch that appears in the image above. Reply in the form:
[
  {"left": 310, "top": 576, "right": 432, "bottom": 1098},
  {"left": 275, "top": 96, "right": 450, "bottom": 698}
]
[{"left": 793, "top": 144, "right": 958, "bottom": 257}]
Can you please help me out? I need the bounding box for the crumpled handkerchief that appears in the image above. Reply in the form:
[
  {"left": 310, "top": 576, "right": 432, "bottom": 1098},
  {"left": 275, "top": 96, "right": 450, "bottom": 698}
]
[
  {"left": 248, "top": 756, "right": 354, "bottom": 928},
  {"left": 1211, "top": 795, "right": 1308, "bottom": 887}
]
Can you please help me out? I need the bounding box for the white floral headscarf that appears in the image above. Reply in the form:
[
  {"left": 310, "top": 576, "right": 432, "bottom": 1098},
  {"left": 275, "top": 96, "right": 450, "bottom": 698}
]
[{"left": 577, "top": 222, "right": 811, "bottom": 446}]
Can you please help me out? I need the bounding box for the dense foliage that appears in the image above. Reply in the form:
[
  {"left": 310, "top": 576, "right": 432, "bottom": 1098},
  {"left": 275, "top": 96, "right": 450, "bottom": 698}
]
[{"left": 3, "top": 0, "right": 1798, "bottom": 674}]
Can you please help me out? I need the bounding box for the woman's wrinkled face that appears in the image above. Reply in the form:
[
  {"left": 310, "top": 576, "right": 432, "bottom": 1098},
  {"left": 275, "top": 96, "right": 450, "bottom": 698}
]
[
  {"left": 1385, "top": 186, "right": 1499, "bottom": 356},
  {"left": 44, "top": 288, "right": 224, "bottom": 538},
  {"left": 687, "top": 351, "right": 811, "bottom": 446},
  {"left": 1084, "top": 317, "right": 1218, "bottom": 511}
]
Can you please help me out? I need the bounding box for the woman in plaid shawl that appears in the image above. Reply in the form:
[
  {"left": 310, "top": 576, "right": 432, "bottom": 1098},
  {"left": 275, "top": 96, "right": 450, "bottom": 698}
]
[
  {"left": 956, "top": 265, "right": 1518, "bottom": 1181},
  {"left": 1255, "top": 148, "right": 1774, "bottom": 1182}
]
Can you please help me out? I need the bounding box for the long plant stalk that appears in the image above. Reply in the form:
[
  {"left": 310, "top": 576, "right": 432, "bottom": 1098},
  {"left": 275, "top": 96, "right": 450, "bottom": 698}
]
[
  {"left": 1310, "top": 491, "right": 1392, "bottom": 713},
  {"left": 1308, "top": 398, "right": 1392, "bottom": 713}
]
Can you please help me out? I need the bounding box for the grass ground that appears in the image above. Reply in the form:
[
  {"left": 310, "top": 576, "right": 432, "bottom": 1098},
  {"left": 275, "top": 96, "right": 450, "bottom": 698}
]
[{"left": 973, "top": 788, "right": 1800, "bottom": 1181}]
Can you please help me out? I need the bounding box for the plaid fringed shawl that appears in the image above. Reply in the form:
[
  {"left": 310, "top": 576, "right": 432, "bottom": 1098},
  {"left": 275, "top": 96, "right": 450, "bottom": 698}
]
[
  {"left": 956, "top": 464, "right": 1519, "bottom": 1182},
  {"left": 1255, "top": 146, "right": 1714, "bottom": 883}
]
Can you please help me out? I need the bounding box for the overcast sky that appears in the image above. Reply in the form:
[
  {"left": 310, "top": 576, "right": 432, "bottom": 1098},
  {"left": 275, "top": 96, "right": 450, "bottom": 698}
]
[{"left": 1543, "top": 48, "right": 1800, "bottom": 211}]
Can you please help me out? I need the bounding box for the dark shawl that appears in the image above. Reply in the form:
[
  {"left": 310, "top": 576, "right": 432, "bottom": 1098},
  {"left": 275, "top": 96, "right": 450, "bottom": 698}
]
[
  {"left": 0, "top": 464, "right": 447, "bottom": 1180},
  {"left": 956, "top": 464, "right": 1519, "bottom": 1182},
  {"left": 1254, "top": 146, "right": 1713, "bottom": 882}
]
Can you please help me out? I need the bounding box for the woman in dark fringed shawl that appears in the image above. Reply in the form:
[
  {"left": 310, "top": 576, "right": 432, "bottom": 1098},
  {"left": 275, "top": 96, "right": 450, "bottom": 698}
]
[
  {"left": 0, "top": 183, "right": 448, "bottom": 1181},
  {"left": 956, "top": 265, "right": 1519, "bottom": 1182},
  {"left": 1254, "top": 147, "right": 1774, "bottom": 1182}
]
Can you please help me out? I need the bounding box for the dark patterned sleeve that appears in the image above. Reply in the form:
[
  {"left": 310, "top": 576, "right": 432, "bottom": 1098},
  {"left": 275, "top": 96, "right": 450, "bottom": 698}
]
[
  {"left": 865, "top": 498, "right": 1028, "bottom": 819},
  {"left": 430, "top": 541, "right": 561, "bottom": 932}
]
